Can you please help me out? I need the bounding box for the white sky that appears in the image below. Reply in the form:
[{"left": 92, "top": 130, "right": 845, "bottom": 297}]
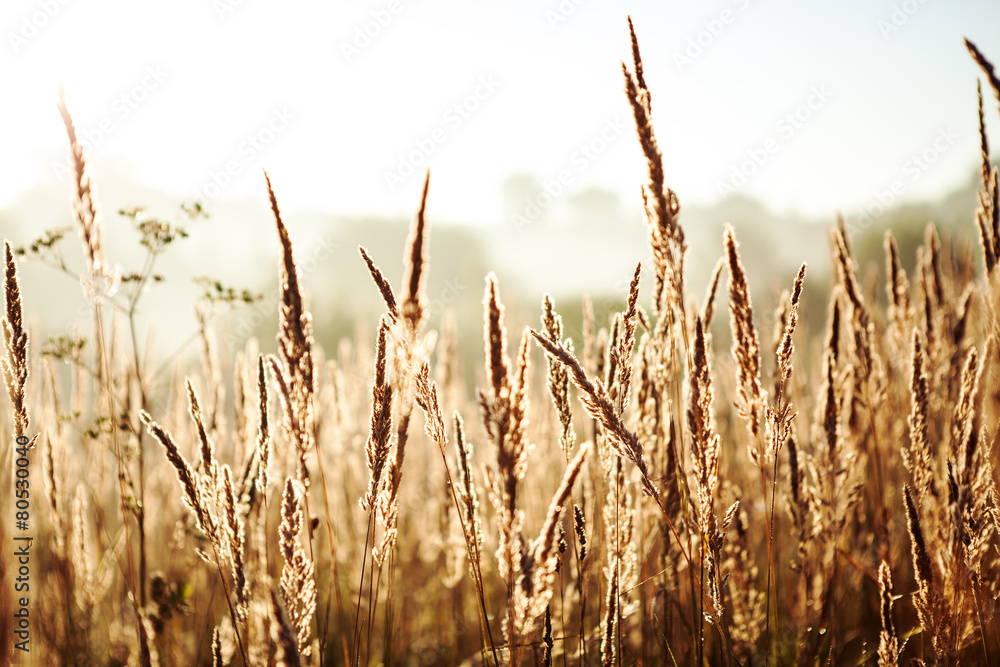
[{"left": 1, "top": 0, "right": 999, "bottom": 226}]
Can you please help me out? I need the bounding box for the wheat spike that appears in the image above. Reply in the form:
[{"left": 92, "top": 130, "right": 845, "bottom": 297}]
[
  {"left": 2, "top": 241, "right": 29, "bottom": 437},
  {"left": 965, "top": 38, "right": 1000, "bottom": 116},
  {"left": 57, "top": 89, "right": 104, "bottom": 276},
  {"left": 725, "top": 224, "right": 767, "bottom": 462},
  {"left": 361, "top": 319, "right": 393, "bottom": 512},
  {"left": 530, "top": 328, "right": 659, "bottom": 500},
  {"left": 140, "top": 410, "right": 211, "bottom": 535},
  {"left": 279, "top": 477, "right": 316, "bottom": 659},
  {"left": 402, "top": 169, "right": 430, "bottom": 332},
  {"left": 266, "top": 171, "right": 316, "bottom": 484},
  {"left": 877, "top": 560, "right": 899, "bottom": 667},
  {"left": 526, "top": 440, "right": 592, "bottom": 625},
  {"left": 358, "top": 246, "right": 399, "bottom": 319}
]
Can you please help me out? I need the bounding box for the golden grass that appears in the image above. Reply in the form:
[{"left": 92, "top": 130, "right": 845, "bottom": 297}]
[{"left": 3, "top": 19, "right": 1000, "bottom": 667}]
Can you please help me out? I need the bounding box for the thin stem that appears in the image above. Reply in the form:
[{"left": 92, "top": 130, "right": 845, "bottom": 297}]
[
  {"left": 383, "top": 552, "right": 397, "bottom": 665},
  {"left": 616, "top": 460, "right": 623, "bottom": 667},
  {"left": 352, "top": 510, "right": 374, "bottom": 666},
  {"left": 307, "top": 414, "right": 339, "bottom": 667},
  {"left": 759, "top": 465, "right": 773, "bottom": 666},
  {"left": 125, "top": 251, "right": 155, "bottom": 609},
  {"left": 288, "top": 483, "right": 323, "bottom": 667},
  {"left": 366, "top": 551, "right": 384, "bottom": 667},
  {"left": 440, "top": 454, "right": 500, "bottom": 667},
  {"left": 208, "top": 538, "right": 250, "bottom": 666},
  {"left": 93, "top": 303, "right": 141, "bottom": 621}
]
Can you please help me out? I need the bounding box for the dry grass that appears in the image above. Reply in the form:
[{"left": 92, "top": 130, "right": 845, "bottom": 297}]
[{"left": 3, "top": 19, "right": 1000, "bottom": 667}]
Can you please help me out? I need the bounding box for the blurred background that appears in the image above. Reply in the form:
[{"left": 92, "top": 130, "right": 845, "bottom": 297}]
[{"left": 1, "top": 0, "right": 998, "bottom": 370}]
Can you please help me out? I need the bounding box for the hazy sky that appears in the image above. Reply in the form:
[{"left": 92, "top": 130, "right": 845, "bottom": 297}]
[{"left": 2, "top": 0, "right": 999, "bottom": 228}]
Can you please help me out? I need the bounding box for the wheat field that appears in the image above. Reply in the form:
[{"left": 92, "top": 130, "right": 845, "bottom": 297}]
[{"left": 2, "top": 20, "right": 1000, "bottom": 667}]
